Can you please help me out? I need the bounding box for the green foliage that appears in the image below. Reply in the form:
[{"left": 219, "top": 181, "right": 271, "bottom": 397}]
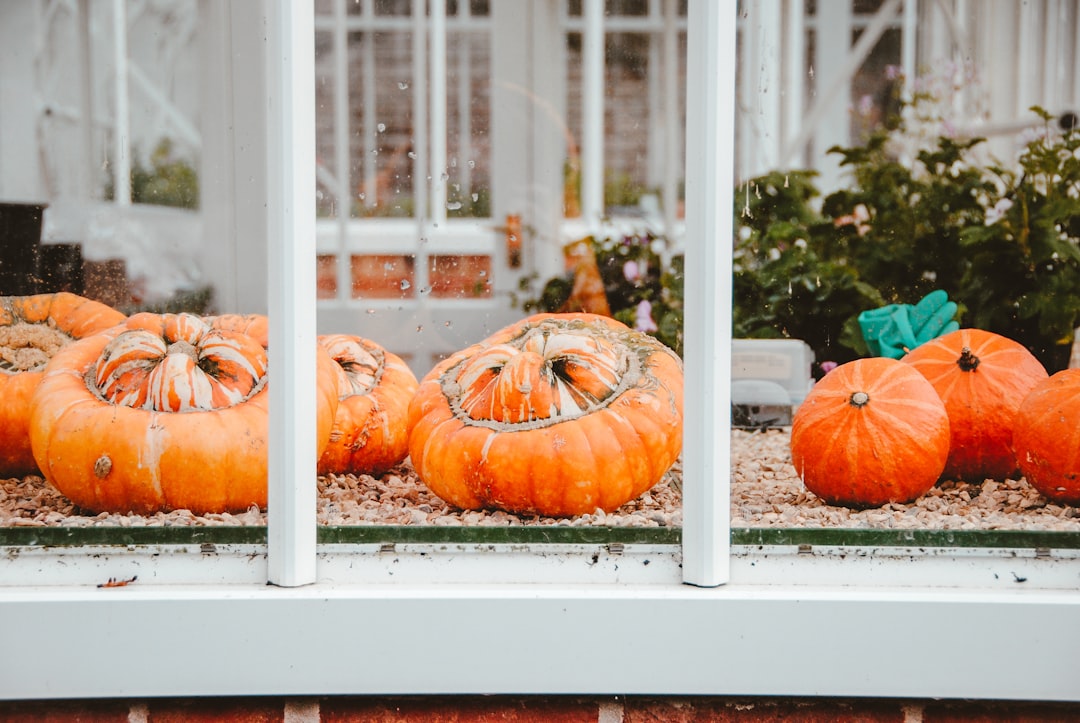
[
  {"left": 733, "top": 170, "right": 883, "bottom": 370},
  {"left": 522, "top": 109, "right": 1080, "bottom": 373},
  {"left": 738, "top": 107, "right": 1080, "bottom": 372},
  {"left": 106, "top": 139, "right": 199, "bottom": 209}
]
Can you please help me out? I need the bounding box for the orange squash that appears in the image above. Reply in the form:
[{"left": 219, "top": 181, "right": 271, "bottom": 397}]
[
  {"left": 790, "top": 356, "right": 950, "bottom": 507},
  {"left": 407, "top": 312, "right": 683, "bottom": 517},
  {"left": 317, "top": 334, "right": 418, "bottom": 476},
  {"left": 0, "top": 292, "right": 126, "bottom": 477},
  {"left": 28, "top": 312, "right": 340, "bottom": 514},
  {"left": 1012, "top": 369, "right": 1080, "bottom": 504},
  {"left": 902, "top": 328, "right": 1048, "bottom": 481}
]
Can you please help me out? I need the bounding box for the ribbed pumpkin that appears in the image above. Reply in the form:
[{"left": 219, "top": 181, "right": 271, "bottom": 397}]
[
  {"left": 1012, "top": 369, "right": 1080, "bottom": 504},
  {"left": 0, "top": 292, "right": 125, "bottom": 477},
  {"left": 408, "top": 312, "right": 683, "bottom": 517},
  {"left": 790, "top": 356, "right": 950, "bottom": 508},
  {"left": 902, "top": 328, "right": 1048, "bottom": 481},
  {"left": 317, "top": 333, "right": 418, "bottom": 476},
  {"left": 28, "top": 311, "right": 340, "bottom": 514}
]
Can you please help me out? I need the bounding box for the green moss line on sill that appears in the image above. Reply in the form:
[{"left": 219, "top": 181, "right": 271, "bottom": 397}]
[{"left": 2, "top": 525, "right": 1080, "bottom": 550}]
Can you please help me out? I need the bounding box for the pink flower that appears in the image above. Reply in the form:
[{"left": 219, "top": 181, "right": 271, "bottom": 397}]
[
  {"left": 634, "top": 300, "right": 658, "bottom": 333},
  {"left": 820, "top": 361, "right": 838, "bottom": 374},
  {"left": 623, "top": 259, "right": 646, "bottom": 284}
]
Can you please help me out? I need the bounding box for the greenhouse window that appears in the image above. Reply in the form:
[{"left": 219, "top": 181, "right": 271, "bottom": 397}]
[{"left": 1, "top": 0, "right": 1079, "bottom": 704}]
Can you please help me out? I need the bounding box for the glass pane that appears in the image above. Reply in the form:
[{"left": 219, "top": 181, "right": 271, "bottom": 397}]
[
  {"left": 349, "top": 30, "right": 416, "bottom": 218},
  {"left": 731, "top": 2, "right": 1080, "bottom": 539},
  {"left": 350, "top": 254, "right": 416, "bottom": 299},
  {"left": 445, "top": 26, "right": 491, "bottom": 218},
  {"left": 310, "top": 1, "right": 688, "bottom": 536}
]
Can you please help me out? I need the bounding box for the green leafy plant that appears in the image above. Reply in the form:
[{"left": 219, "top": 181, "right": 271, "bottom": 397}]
[
  {"left": 523, "top": 109, "right": 1080, "bottom": 374},
  {"left": 106, "top": 138, "right": 199, "bottom": 209}
]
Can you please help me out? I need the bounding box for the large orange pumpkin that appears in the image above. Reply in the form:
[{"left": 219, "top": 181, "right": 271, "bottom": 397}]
[
  {"left": 1012, "top": 369, "right": 1080, "bottom": 504},
  {"left": 407, "top": 312, "right": 683, "bottom": 517},
  {"left": 0, "top": 292, "right": 126, "bottom": 477},
  {"left": 790, "top": 356, "right": 950, "bottom": 508},
  {"left": 317, "top": 333, "right": 418, "bottom": 476},
  {"left": 28, "top": 312, "right": 340, "bottom": 514},
  {"left": 902, "top": 328, "right": 1048, "bottom": 481}
]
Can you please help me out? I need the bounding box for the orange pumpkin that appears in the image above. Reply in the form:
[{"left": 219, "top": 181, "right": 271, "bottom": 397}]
[
  {"left": 902, "top": 328, "right": 1048, "bottom": 481},
  {"left": 0, "top": 292, "right": 126, "bottom": 477},
  {"left": 407, "top": 312, "right": 683, "bottom": 517},
  {"left": 317, "top": 333, "right": 419, "bottom": 476},
  {"left": 206, "top": 313, "right": 270, "bottom": 348},
  {"left": 790, "top": 356, "right": 950, "bottom": 507},
  {"left": 28, "top": 312, "right": 340, "bottom": 514},
  {"left": 1012, "top": 369, "right": 1080, "bottom": 504}
]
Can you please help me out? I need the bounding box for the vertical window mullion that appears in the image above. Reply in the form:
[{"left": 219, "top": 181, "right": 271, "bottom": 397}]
[
  {"left": 430, "top": 0, "right": 448, "bottom": 225},
  {"left": 111, "top": 0, "right": 132, "bottom": 206},
  {"left": 266, "top": 0, "right": 318, "bottom": 587},
  {"left": 412, "top": 0, "right": 430, "bottom": 295},
  {"left": 681, "top": 0, "right": 735, "bottom": 588},
  {"left": 661, "top": 0, "right": 680, "bottom": 240},
  {"left": 581, "top": 0, "right": 604, "bottom": 226},
  {"left": 334, "top": 0, "right": 351, "bottom": 300}
]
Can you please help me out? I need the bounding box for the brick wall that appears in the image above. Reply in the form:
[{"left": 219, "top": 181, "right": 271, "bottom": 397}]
[{"left": 1, "top": 696, "right": 1077, "bottom": 722}]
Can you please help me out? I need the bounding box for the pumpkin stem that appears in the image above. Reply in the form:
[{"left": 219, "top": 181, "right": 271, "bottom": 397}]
[
  {"left": 166, "top": 340, "right": 199, "bottom": 361},
  {"left": 957, "top": 346, "right": 980, "bottom": 372},
  {"left": 849, "top": 391, "right": 870, "bottom": 407}
]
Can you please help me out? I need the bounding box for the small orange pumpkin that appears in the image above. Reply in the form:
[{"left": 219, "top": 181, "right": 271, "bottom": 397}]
[
  {"left": 0, "top": 292, "right": 126, "bottom": 477},
  {"left": 790, "top": 356, "right": 950, "bottom": 507},
  {"left": 317, "top": 333, "right": 419, "bottom": 477},
  {"left": 902, "top": 328, "right": 1048, "bottom": 481},
  {"left": 407, "top": 312, "right": 683, "bottom": 517},
  {"left": 28, "top": 312, "right": 340, "bottom": 514},
  {"left": 1012, "top": 369, "right": 1080, "bottom": 504}
]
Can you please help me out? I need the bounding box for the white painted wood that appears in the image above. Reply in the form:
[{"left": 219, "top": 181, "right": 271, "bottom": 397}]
[
  {"left": 6, "top": 542, "right": 1079, "bottom": 590},
  {"left": 662, "top": 0, "right": 681, "bottom": 238},
  {"left": 111, "top": 0, "right": 131, "bottom": 206},
  {"left": 581, "top": 0, "right": 605, "bottom": 227},
  {"left": 2, "top": 584, "right": 1078, "bottom": 700},
  {"left": 0, "top": 2, "right": 44, "bottom": 201},
  {"left": 739, "top": 0, "right": 783, "bottom": 179},
  {"left": 265, "top": 0, "right": 318, "bottom": 587},
  {"left": 198, "top": 0, "right": 271, "bottom": 316},
  {"left": 681, "top": 0, "right": 735, "bottom": 588},
  {"left": 430, "top": 0, "right": 448, "bottom": 225}
]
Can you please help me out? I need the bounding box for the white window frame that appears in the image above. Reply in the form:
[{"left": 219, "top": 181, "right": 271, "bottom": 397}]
[{"left": 2, "top": 0, "right": 1079, "bottom": 703}]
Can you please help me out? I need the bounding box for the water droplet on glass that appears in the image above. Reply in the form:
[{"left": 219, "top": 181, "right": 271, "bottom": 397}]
[
  {"left": 400, "top": 279, "right": 411, "bottom": 290},
  {"left": 407, "top": 151, "right": 417, "bottom": 159},
  {"left": 366, "top": 308, "right": 376, "bottom": 315},
  {"left": 383, "top": 262, "right": 394, "bottom": 271},
  {"left": 398, "top": 81, "right": 409, "bottom": 90},
  {"left": 446, "top": 201, "right": 462, "bottom": 211},
  {"left": 440, "top": 172, "right": 449, "bottom": 182},
  {"left": 377, "top": 122, "right": 386, "bottom": 132},
  {"left": 444, "top": 321, "right": 452, "bottom": 328},
  {"left": 416, "top": 324, "right": 424, "bottom": 332},
  {"left": 478, "top": 270, "right": 486, "bottom": 277},
  {"left": 467, "top": 160, "right": 476, "bottom": 169},
  {"left": 357, "top": 192, "right": 365, "bottom": 201},
  {"left": 371, "top": 149, "right": 379, "bottom": 156},
  {"left": 471, "top": 193, "right": 479, "bottom": 202}
]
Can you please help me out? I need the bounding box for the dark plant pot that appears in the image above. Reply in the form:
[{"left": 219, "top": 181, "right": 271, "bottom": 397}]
[
  {"left": 0, "top": 201, "right": 47, "bottom": 295},
  {"left": 38, "top": 242, "right": 84, "bottom": 295}
]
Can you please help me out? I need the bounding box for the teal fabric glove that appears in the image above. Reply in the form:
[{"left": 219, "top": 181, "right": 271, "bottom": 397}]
[{"left": 858, "top": 290, "right": 959, "bottom": 359}]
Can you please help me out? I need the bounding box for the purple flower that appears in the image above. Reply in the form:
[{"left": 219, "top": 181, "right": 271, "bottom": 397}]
[
  {"left": 820, "top": 361, "right": 838, "bottom": 374},
  {"left": 634, "top": 300, "right": 658, "bottom": 333}
]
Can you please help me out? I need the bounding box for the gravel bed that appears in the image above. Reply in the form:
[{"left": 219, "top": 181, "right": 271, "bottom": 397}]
[{"left": 2, "top": 429, "right": 1078, "bottom": 531}]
